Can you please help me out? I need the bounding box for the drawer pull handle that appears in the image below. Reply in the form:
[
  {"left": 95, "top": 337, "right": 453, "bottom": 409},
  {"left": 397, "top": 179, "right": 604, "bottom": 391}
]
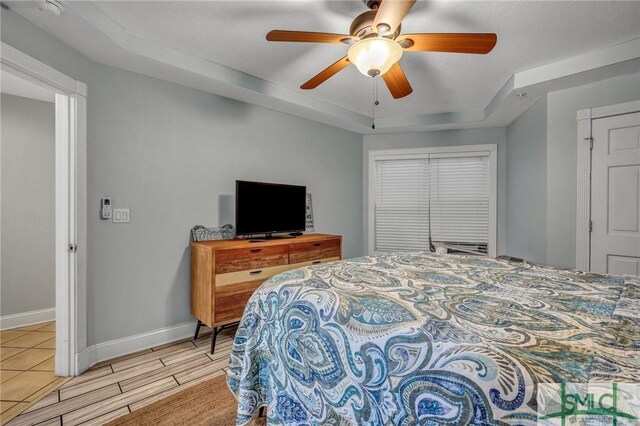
[
  {"left": 312, "top": 260, "right": 321, "bottom": 264},
  {"left": 250, "top": 248, "right": 262, "bottom": 253},
  {"left": 250, "top": 270, "right": 263, "bottom": 275},
  {"left": 312, "top": 243, "right": 322, "bottom": 247}
]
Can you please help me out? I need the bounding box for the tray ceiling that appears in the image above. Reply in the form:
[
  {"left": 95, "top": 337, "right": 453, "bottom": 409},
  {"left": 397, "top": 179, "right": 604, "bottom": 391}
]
[{"left": 6, "top": 1, "right": 640, "bottom": 133}]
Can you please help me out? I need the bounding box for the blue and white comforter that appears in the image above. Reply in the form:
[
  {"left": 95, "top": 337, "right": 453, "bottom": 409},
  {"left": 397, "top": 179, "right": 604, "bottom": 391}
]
[{"left": 227, "top": 253, "right": 640, "bottom": 425}]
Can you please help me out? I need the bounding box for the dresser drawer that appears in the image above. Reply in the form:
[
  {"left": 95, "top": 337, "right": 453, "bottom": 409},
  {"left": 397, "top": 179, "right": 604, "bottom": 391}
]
[
  {"left": 291, "top": 256, "right": 341, "bottom": 269},
  {"left": 214, "top": 279, "right": 262, "bottom": 324},
  {"left": 215, "top": 264, "right": 293, "bottom": 286},
  {"left": 289, "top": 238, "right": 341, "bottom": 263},
  {"left": 215, "top": 245, "right": 289, "bottom": 274}
]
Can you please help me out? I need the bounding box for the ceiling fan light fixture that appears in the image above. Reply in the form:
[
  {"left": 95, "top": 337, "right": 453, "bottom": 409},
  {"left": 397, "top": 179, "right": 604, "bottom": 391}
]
[{"left": 348, "top": 37, "right": 403, "bottom": 77}]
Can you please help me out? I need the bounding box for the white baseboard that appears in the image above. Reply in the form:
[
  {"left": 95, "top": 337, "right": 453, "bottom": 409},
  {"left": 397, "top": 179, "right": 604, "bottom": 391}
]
[
  {"left": 76, "top": 345, "right": 96, "bottom": 375},
  {"left": 0, "top": 307, "right": 56, "bottom": 331},
  {"left": 77, "top": 321, "right": 196, "bottom": 373}
]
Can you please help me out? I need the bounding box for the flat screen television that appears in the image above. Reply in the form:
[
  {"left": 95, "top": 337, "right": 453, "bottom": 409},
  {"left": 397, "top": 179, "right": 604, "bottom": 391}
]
[{"left": 235, "top": 180, "right": 306, "bottom": 237}]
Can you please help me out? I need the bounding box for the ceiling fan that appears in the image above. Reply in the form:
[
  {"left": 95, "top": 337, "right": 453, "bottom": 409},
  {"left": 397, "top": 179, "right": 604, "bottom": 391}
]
[{"left": 266, "top": 0, "right": 497, "bottom": 99}]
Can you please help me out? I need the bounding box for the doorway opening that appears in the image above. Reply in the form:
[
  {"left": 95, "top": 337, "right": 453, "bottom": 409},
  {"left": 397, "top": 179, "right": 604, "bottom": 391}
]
[
  {"left": 0, "top": 70, "right": 64, "bottom": 418},
  {"left": 1, "top": 41, "right": 87, "bottom": 421}
]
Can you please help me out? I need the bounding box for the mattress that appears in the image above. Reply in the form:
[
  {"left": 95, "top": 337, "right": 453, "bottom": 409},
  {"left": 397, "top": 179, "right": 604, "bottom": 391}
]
[{"left": 227, "top": 252, "right": 640, "bottom": 425}]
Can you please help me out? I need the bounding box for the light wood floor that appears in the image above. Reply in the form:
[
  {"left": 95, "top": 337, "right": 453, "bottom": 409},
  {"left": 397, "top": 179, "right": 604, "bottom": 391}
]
[
  {"left": 3, "top": 324, "right": 236, "bottom": 426},
  {"left": 1, "top": 322, "right": 66, "bottom": 425}
]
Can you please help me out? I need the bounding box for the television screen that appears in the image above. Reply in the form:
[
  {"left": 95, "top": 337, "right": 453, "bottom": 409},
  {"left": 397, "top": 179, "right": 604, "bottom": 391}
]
[{"left": 235, "top": 180, "right": 306, "bottom": 236}]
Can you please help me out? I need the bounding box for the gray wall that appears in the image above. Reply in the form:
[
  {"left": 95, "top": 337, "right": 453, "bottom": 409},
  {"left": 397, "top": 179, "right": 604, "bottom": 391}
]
[
  {"left": 2, "top": 9, "right": 363, "bottom": 346},
  {"left": 505, "top": 97, "right": 547, "bottom": 264},
  {"left": 362, "top": 128, "right": 508, "bottom": 255},
  {"left": 546, "top": 73, "right": 640, "bottom": 268},
  {"left": 87, "top": 66, "right": 363, "bottom": 345},
  {"left": 1, "top": 94, "right": 55, "bottom": 316}
]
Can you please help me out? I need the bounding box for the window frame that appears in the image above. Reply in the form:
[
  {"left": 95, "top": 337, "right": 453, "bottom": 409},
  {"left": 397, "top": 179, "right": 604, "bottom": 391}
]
[{"left": 368, "top": 144, "right": 498, "bottom": 257}]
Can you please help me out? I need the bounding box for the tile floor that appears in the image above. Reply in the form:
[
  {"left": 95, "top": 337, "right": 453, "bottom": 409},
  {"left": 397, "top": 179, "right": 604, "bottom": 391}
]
[
  {"left": 1, "top": 322, "right": 66, "bottom": 425},
  {"left": 4, "top": 324, "right": 235, "bottom": 426}
]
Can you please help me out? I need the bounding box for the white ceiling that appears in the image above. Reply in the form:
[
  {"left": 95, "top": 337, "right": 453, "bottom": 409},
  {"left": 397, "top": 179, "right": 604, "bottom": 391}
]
[
  {"left": 89, "top": 0, "right": 640, "bottom": 117},
  {"left": 5, "top": 1, "right": 640, "bottom": 133},
  {"left": 1, "top": 69, "right": 55, "bottom": 102}
]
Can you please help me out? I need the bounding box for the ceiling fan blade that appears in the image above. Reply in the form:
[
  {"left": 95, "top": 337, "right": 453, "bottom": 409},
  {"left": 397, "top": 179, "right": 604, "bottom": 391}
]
[
  {"left": 382, "top": 62, "right": 413, "bottom": 99},
  {"left": 372, "top": 0, "right": 416, "bottom": 36},
  {"left": 398, "top": 33, "right": 497, "bottom": 54},
  {"left": 267, "top": 30, "right": 353, "bottom": 44},
  {"left": 301, "top": 56, "right": 351, "bottom": 90}
]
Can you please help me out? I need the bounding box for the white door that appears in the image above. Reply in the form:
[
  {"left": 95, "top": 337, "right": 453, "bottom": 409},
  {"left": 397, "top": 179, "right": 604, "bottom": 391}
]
[{"left": 590, "top": 111, "right": 640, "bottom": 275}]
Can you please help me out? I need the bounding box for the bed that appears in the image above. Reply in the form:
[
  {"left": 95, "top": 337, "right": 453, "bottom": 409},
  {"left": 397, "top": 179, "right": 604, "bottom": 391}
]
[{"left": 227, "top": 252, "right": 640, "bottom": 425}]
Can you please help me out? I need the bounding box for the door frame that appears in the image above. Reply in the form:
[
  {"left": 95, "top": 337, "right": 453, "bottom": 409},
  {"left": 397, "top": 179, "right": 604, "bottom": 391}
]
[
  {"left": 575, "top": 99, "right": 640, "bottom": 271},
  {"left": 1, "top": 42, "right": 87, "bottom": 376}
]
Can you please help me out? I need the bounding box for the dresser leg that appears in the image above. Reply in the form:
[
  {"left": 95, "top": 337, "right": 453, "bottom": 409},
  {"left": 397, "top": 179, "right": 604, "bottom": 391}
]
[
  {"left": 211, "top": 327, "right": 219, "bottom": 354},
  {"left": 194, "top": 320, "right": 202, "bottom": 340},
  {"left": 210, "top": 322, "right": 239, "bottom": 354}
]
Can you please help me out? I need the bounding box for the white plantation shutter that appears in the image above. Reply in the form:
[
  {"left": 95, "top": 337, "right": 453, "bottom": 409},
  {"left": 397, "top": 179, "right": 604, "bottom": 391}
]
[
  {"left": 374, "top": 158, "right": 430, "bottom": 251},
  {"left": 371, "top": 147, "right": 495, "bottom": 255},
  {"left": 430, "top": 154, "right": 490, "bottom": 249}
]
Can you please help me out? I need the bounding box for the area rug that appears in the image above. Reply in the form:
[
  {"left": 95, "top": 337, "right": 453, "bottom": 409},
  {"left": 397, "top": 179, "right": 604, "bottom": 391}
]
[{"left": 106, "top": 374, "right": 265, "bottom": 426}]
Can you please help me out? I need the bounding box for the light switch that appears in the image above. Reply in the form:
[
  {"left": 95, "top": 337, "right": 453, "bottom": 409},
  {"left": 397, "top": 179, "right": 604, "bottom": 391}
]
[{"left": 113, "top": 208, "right": 130, "bottom": 223}]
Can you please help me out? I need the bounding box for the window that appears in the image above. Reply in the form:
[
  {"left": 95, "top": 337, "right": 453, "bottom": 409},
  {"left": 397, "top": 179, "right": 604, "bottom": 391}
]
[{"left": 368, "top": 145, "right": 497, "bottom": 257}]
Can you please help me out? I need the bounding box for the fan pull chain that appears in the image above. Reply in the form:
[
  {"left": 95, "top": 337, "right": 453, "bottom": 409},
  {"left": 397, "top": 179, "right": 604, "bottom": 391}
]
[{"left": 371, "top": 77, "right": 379, "bottom": 129}]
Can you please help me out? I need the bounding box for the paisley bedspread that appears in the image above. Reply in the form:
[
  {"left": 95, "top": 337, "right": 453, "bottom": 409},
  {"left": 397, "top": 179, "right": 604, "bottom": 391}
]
[{"left": 226, "top": 252, "right": 640, "bottom": 425}]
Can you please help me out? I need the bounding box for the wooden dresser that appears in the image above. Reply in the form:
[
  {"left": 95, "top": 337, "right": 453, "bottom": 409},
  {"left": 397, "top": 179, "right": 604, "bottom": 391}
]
[{"left": 190, "top": 233, "right": 342, "bottom": 352}]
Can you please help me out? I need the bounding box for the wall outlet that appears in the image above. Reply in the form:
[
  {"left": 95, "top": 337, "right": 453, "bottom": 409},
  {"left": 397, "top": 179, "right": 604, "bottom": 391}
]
[{"left": 113, "top": 208, "right": 130, "bottom": 223}]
